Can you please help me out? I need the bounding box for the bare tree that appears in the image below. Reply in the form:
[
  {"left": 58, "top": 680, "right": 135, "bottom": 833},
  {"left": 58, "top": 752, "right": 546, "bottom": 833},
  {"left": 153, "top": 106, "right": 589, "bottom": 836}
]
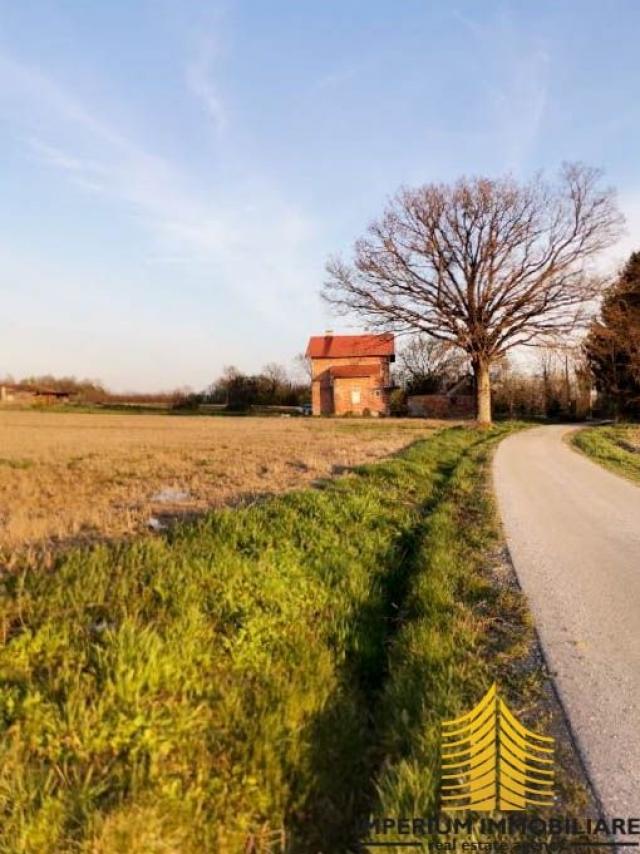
[
  {"left": 262, "top": 362, "right": 289, "bottom": 391},
  {"left": 397, "top": 336, "right": 467, "bottom": 392},
  {"left": 323, "top": 164, "right": 623, "bottom": 423},
  {"left": 538, "top": 348, "right": 568, "bottom": 417},
  {"left": 293, "top": 352, "right": 313, "bottom": 383}
]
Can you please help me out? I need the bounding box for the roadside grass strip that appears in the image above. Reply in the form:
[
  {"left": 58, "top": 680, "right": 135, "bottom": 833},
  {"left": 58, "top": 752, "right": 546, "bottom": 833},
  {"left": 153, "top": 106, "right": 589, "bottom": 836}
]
[
  {"left": 0, "top": 425, "right": 590, "bottom": 852},
  {"left": 573, "top": 424, "right": 640, "bottom": 483}
]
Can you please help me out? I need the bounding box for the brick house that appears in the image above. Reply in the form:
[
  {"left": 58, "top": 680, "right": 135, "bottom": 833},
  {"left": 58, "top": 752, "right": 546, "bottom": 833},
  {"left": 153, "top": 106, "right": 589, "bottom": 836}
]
[{"left": 305, "top": 333, "right": 395, "bottom": 416}]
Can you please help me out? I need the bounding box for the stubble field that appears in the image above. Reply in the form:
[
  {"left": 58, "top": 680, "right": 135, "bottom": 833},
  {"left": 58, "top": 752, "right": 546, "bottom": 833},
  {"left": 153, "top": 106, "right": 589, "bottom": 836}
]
[{"left": 0, "top": 409, "right": 438, "bottom": 558}]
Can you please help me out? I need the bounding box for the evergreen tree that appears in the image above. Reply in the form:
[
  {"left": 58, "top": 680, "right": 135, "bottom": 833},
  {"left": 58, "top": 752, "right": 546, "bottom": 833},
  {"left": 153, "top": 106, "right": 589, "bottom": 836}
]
[{"left": 584, "top": 252, "right": 640, "bottom": 417}]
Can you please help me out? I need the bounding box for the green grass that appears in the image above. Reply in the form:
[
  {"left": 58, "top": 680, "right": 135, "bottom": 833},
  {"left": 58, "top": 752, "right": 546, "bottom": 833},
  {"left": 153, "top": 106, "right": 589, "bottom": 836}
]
[
  {"left": 0, "top": 426, "right": 591, "bottom": 853},
  {"left": 572, "top": 424, "right": 640, "bottom": 483},
  {"left": 0, "top": 458, "right": 34, "bottom": 470}
]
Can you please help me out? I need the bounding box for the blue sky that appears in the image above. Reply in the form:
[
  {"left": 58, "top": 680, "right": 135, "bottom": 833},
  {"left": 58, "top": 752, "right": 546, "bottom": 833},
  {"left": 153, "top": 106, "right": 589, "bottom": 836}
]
[{"left": 2, "top": 0, "right": 640, "bottom": 391}]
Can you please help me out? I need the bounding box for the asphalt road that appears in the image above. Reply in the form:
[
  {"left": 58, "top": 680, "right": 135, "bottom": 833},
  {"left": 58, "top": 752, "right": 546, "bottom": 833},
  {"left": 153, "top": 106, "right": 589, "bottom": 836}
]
[{"left": 493, "top": 425, "right": 640, "bottom": 819}]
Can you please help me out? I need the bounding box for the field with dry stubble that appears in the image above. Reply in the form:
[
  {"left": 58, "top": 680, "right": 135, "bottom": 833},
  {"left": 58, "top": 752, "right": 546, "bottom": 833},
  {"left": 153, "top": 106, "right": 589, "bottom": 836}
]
[{"left": 0, "top": 409, "right": 439, "bottom": 557}]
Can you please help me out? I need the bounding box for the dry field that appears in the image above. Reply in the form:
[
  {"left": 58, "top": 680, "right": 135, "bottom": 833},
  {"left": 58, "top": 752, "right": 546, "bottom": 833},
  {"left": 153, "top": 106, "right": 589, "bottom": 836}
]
[{"left": 0, "top": 409, "right": 439, "bottom": 558}]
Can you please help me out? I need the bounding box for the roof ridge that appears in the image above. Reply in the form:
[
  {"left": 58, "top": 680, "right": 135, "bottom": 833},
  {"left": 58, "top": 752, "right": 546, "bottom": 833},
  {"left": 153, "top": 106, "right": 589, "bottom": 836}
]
[{"left": 306, "top": 333, "right": 395, "bottom": 359}]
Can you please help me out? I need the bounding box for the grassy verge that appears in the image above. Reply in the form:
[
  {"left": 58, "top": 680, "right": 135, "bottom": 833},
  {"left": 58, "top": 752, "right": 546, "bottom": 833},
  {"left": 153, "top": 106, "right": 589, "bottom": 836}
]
[
  {"left": 0, "top": 426, "right": 593, "bottom": 853},
  {"left": 572, "top": 424, "right": 640, "bottom": 483}
]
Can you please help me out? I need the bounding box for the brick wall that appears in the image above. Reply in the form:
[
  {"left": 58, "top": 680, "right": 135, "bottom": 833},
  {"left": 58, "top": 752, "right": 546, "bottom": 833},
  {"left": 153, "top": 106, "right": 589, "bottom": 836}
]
[
  {"left": 407, "top": 394, "right": 475, "bottom": 419},
  {"left": 310, "top": 356, "right": 391, "bottom": 415},
  {"left": 312, "top": 382, "right": 334, "bottom": 415},
  {"left": 332, "top": 376, "right": 387, "bottom": 415}
]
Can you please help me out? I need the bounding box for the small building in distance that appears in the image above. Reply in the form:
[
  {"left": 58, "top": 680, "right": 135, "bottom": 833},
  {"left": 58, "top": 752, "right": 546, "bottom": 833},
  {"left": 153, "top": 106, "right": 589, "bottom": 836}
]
[
  {"left": 0, "top": 383, "right": 72, "bottom": 406},
  {"left": 305, "top": 332, "right": 395, "bottom": 416}
]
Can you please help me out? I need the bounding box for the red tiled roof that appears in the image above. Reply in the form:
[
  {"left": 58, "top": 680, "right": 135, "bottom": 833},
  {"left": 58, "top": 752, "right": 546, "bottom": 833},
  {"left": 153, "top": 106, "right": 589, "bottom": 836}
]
[
  {"left": 306, "top": 333, "right": 394, "bottom": 358},
  {"left": 330, "top": 365, "right": 382, "bottom": 379}
]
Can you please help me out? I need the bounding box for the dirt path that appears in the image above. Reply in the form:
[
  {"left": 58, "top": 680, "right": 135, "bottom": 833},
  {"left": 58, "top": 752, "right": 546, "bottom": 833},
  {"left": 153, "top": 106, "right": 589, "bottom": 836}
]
[{"left": 493, "top": 425, "right": 640, "bottom": 819}]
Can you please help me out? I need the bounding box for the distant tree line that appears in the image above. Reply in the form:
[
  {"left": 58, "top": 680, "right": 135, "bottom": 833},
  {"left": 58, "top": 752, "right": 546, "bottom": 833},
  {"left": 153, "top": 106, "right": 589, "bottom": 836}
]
[
  {"left": 0, "top": 360, "right": 311, "bottom": 413},
  {"left": 0, "top": 375, "right": 197, "bottom": 407},
  {"left": 390, "top": 336, "right": 593, "bottom": 420},
  {"left": 205, "top": 363, "right": 310, "bottom": 410},
  {"left": 3, "top": 375, "right": 108, "bottom": 402},
  {"left": 491, "top": 350, "right": 592, "bottom": 420}
]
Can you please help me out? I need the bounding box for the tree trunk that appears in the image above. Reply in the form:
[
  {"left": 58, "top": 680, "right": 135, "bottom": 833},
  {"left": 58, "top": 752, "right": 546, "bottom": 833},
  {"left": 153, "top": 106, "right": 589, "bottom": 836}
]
[{"left": 473, "top": 359, "right": 492, "bottom": 425}]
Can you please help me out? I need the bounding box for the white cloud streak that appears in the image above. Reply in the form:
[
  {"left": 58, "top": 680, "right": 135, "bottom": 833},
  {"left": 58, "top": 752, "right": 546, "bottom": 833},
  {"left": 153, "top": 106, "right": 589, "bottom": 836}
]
[
  {"left": 0, "top": 49, "right": 316, "bottom": 321},
  {"left": 185, "top": 36, "right": 227, "bottom": 131},
  {"left": 453, "top": 6, "right": 550, "bottom": 172}
]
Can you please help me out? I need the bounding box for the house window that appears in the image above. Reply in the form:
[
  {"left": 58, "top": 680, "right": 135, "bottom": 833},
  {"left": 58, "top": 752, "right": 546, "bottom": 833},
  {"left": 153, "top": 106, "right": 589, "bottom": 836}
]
[
  {"left": 351, "top": 388, "right": 361, "bottom": 405},
  {"left": 374, "top": 389, "right": 381, "bottom": 397}
]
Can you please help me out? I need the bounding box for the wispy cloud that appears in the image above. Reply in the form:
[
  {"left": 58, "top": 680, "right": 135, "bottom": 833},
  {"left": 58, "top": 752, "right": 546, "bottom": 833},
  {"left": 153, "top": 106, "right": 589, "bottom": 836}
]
[
  {"left": 453, "top": 6, "right": 550, "bottom": 172},
  {"left": 313, "top": 64, "right": 360, "bottom": 93},
  {"left": 0, "top": 50, "right": 316, "bottom": 320},
  {"left": 491, "top": 47, "right": 550, "bottom": 172},
  {"left": 185, "top": 36, "right": 227, "bottom": 132},
  {"left": 26, "top": 137, "right": 114, "bottom": 194}
]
